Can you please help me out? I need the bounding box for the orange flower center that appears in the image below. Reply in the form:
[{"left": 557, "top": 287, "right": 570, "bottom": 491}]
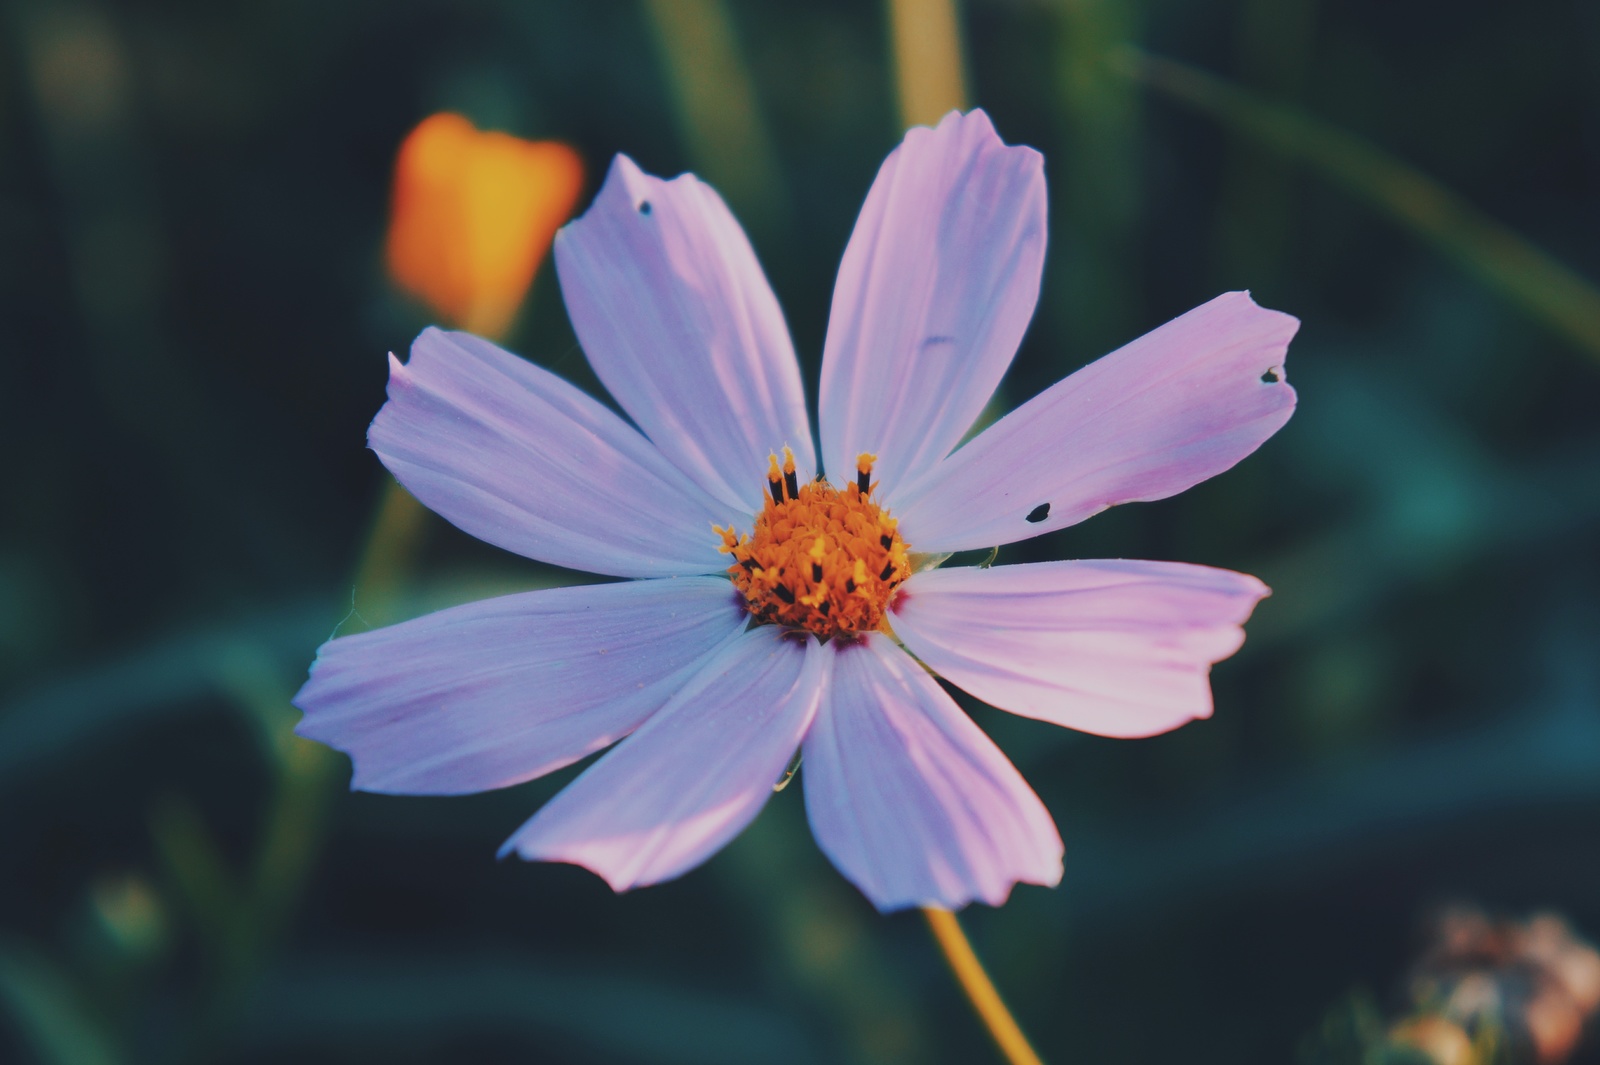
[{"left": 715, "top": 449, "right": 911, "bottom": 640}]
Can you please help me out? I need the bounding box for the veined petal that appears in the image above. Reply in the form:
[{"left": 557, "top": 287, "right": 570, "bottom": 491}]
[
  {"left": 895, "top": 292, "right": 1299, "bottom": 552},
  {"left": 891, "top": 560, "right": 1269, "bottom": 738},
  {"left": 370, "top": 328, "right": 729, "bottom": 578},
  {"left": 293, "top": 577, "right": 747, "bottom": 794},
  {"left": 820, "top": 110, "right": 1046, "bottom": 499},
  {"left": 501, "top": 626, "right": 825, "bottom": 891},
  {"left": 803, "top": 633, "right": 1062, "bottom": 912},
  {"left": 555, "top": 155, "right": 815, "bottom": 515}
]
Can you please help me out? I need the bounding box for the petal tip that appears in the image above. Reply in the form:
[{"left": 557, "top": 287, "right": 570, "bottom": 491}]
[
  {"left": 1229, "top": 289, "right": 1303, "bottom": 340},
  {"left": 500, "top": 840, "right": 642, "bottom": 894}
]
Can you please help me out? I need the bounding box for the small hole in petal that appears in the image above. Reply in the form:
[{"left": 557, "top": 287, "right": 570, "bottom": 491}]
[
  {"left": 1026, "top": 503, "right": 1051, "bottom": 523},
  {"left": 638, "top": 200, "right": 652, "bottom": 215},
  {"left": 1261, "top": 367, "right": 1282, "bottom": 383}
]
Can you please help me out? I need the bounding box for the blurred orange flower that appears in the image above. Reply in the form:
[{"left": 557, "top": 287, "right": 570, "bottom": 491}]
[{"left": 387, "top": 113, "right": 584, "bottom": 339}]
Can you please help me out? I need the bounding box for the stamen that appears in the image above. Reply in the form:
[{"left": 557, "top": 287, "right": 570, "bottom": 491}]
[
  {"left": 856, "top": 452, "right": 876, "bottom": 495},
  {"left": 782, "top": 446, "right": 800, "bottom": 501},
  {"left": 766, "top": 453, "right": 785, "bottom": 504}
]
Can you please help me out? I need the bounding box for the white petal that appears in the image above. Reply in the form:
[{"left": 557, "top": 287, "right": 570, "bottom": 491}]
[
  {"left": 371, "top": 329, "right": 729, "bottom": 577},
  {"left": 820, "top": 110, "right": 1047, "bottom": 498},
  {"left": 293, "top": 578, "right": 747, "bottom": 794},
  {"left": 555, "top": 155, "right": 815, "bottom": 515},
  {"left": 892, "top": 560, "right": 1269, "bottom": 738},
  {"left": 803, "top": 633, "right": 1062, "bottom": 912},
  {"left": 895, "top": 292, "right": 1298, "bottom": 552},
  {"left": 501, "top": 626, "right": 826, "bottom": 891}
]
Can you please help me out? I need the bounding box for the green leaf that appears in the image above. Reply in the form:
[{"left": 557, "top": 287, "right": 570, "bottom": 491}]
[{"left": 0, "top": 940, "right": 122, "bottom": 1065}]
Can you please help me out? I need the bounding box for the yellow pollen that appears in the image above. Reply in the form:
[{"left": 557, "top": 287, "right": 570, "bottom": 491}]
[{"left": 714, "top": 453, "right": 911, "bottom": 639}]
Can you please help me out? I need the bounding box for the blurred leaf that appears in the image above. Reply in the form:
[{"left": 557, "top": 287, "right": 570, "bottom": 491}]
[
  {"left": 1297, "top": 989, "right": 1387, "bottom": 1065},
  {"left": 1120, "top": 49, "right": 1600, "bottom": 363},
  {"left": 1254, "top": 358, "right": 1600, "bottom": 648},
  {"left": 240, "top": 954, "right": 827, "bottom": 1065},
  {"left": 0, "top": 940, "right": 122, "bottom": 1065},
  {"left": 0, "top": 574, "right": 556, "bottom": 792},
  {"left": 1213, "top": 0, "right": 1318, "bottom": 280},
  {"left": 721, "top": 798, "right": 931, "bottom": 1065},
  {"left": 210, "top": 638, "right": 341, "bottom": 951},
  {"left": 148, "top": 795, "right": 248, "bottom": 969},
  {"left": 0, "top": 602, "right": 330, "bottom": 791},
  {"left": 1061, "top": 653, "right": 1600, "bottom": 930},
  {"left": 1051, "top": 0, "right": 1143, "bottom": 357},
  {"left": 86, "top": 873, "right": 168, "bottom": 964},
  {"left": 641, "top": 0, "right": 789, "bottom": 238}
]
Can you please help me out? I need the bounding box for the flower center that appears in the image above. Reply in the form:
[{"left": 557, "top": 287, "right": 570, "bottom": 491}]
[{"left": 715, "top": 448, "right": 911, "bottom": 639}]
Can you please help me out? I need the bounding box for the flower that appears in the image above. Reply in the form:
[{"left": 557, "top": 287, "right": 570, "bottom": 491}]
[
  {"left": 296, "top": 110, "right": 1298, "bottom": 912},
  {"left": 1406, "top": 906, "right": 1600, "bottom": 1064},
  {"left": 386, "top": 113, "right": 584, "bottom": 338}
]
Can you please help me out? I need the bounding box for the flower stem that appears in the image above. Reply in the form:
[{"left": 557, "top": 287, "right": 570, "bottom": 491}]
[
  {"left": 886, "top": 0, "right": 970, "bottom": 128},
  {"left": 922, "top": 907, "right": 1046, "bottom": 1065},
  {"left": 351, "top": 478, "right": 431, "bottom": 624}
]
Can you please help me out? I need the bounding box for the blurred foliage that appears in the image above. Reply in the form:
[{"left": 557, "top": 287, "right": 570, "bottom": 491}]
[{"left": 3, "top": 0, "right": 1600, "bottom": 1062}]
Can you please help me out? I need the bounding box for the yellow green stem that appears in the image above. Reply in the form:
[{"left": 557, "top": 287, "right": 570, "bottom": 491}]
[
  {"left": 351, "top": 478, "right": 432, "bottom": 625},
  {"left": 922, "top": 907, "right": 1047, "bottom": 1065},
  {"left": 886, "top": 0, "right": 970, "bottom": 127}
]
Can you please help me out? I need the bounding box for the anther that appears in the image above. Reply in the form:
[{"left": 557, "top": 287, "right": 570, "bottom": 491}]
[
  {"left": 856, "top": 452, "right": 876, "bottom": 495},
  {"left": 766, "top": 453, "right": 785, "bottom": 504},
  {"left": 774, "top": 583, "right": 796, "bottom": 604},
  {"left": 782, "top": 446, "right": 799, "bottom": 500},
  {"left": 812, "top": 563, "right": 823, "bottom": 582},
  {"left": 879, "top": 562, "right": 895, "bottom": 581}
]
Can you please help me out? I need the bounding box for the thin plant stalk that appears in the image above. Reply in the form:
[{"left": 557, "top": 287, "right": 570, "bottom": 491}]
[
  {"left": 886, "top": 0, "right": 970, "bottom": 126},
  {"left": 923, "top": 908, "right": 1047, "bottom": 1065}
]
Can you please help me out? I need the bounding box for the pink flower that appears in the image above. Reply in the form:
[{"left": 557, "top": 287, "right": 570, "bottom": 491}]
[{"left": 294, "top": 110, "right": 1298, "bottom": 912}]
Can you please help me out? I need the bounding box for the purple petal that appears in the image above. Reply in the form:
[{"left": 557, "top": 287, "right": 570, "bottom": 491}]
[
  {"left": 820, "top": 110, "right": 1046, "bottom": 499},
  {"left": 371, "top": 329, "right": 729, "bottom": 577},
  {"left": 501, "top": 625, "right": 825, "bottom": 891},
  {"left": 891, "top": 560, "right": 1269, "bottom": 738},
  {"left": 293, "top": 577, "right": 746, "bottom": 794},
  {"left": 554, "top": 155, "right": 815, "bottom": 515},
  {"left": 802, "top": 633, "right": 1062, "bottom": 912},
  {"left": 894, "top": 292, "right": 1299, "bottom": 552}
]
